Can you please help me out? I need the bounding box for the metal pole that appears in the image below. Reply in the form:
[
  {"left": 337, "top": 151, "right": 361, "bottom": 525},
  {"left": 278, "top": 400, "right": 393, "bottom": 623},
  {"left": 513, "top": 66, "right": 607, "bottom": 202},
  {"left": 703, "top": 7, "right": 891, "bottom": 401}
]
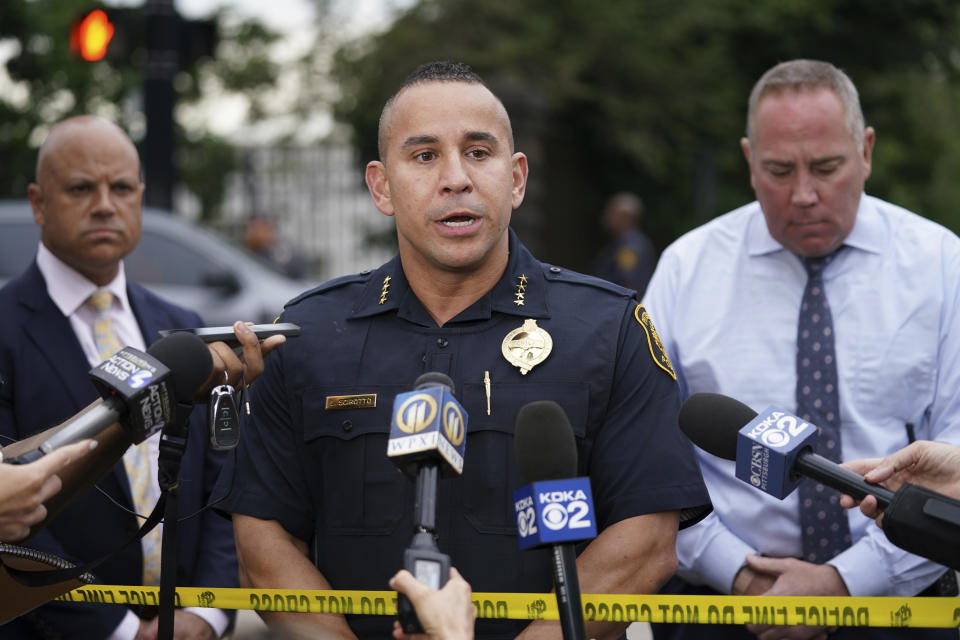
[{"left": 143, "top": 0, "right": 178, "bottom": 211}]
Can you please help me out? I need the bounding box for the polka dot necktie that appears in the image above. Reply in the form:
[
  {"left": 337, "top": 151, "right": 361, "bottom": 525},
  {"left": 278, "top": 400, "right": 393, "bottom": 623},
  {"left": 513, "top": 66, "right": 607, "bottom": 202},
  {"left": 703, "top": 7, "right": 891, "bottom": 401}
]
[
  {"left": 87, "top": 290, "right": 162, "bottom": 585},
  {"left": 796, "top": 253, "right": 851, "bottom": 564}
]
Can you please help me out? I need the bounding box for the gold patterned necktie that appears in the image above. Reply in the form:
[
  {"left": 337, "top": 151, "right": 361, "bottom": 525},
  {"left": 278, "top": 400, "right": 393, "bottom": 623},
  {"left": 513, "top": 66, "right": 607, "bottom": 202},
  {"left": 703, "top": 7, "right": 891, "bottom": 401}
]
[
  {"left": 87, "top": 290, "right": 162, "bottom": 585},
  {"left": 88, "top": 290, "right": 122, "bottom": 362}
]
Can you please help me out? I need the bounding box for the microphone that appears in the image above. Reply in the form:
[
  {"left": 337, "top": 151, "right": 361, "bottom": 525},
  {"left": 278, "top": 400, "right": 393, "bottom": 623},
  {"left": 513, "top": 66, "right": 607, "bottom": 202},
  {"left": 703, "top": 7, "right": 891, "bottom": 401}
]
[
  {"left": 6, "top": 332, "right": 212, "bottom": 465},
  {"left": 388, "top": 372, "right": 467, "bottom": 634},
  {"left": 513, "top": 401, "right": 595, "bottom": 640},
  {"left": 678, "top": 393, "right": 894, "bottom": 507},
  {"left": 679, "top": 393, "right": 960, "bottom": 570},
  {"left": 0, "top": 332, "right": 211, "bottom": 538}
]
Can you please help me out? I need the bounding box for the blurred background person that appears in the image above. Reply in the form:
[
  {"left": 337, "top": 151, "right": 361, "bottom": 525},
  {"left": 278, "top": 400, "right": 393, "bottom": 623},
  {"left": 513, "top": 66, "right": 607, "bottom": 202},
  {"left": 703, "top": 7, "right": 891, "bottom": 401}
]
[
  {"left": 590, "top": 192, "right": 658, "bottom": 297},
  {"left": 243, "top": 214, "right": 309, "bottom": 280}
]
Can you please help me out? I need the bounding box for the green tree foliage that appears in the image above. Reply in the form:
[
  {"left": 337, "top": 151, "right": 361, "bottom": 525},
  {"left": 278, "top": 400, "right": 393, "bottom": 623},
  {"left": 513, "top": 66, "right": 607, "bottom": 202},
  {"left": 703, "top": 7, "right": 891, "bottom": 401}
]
[
  {"left": 331, "top": 0, "right": 960, "bottom": 269},
  {"left": 0, "top": 0, "right": 137, "bottom": 198},
  {"left": 0, "top": 0, "right": 279, "bottom": 218}
]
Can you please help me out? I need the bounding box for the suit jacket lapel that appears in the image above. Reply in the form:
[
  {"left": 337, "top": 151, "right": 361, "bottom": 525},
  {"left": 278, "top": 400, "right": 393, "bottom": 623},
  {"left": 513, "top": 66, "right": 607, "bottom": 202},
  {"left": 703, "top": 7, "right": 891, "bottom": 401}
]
[
  {"left": 128, "top": 283, "right": 171, "bottom": 349},
  {"left": 19, "top": 263, "right": 94, "bottom": 410},
  {"left": 19, "top": 263, "right": 137, "bottom": 502}
]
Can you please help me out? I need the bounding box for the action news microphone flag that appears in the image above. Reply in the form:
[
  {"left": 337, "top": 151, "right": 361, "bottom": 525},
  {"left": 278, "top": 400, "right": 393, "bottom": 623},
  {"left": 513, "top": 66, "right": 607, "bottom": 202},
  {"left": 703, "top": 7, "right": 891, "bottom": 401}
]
[
  {"left": 679, "top": 392, "right": 960, "bottom": 571},
  {"left": 5, "top": 332, "right": 212, "bottom": 466},
  {"left": 514, "top": 401, "right": 594, "bottom": 640},
  {"left": 1, "top": 332, "right": 212, "bottom": 539},
  {"left": 388, "top": 372, "right": 467, "bottom": 634}
]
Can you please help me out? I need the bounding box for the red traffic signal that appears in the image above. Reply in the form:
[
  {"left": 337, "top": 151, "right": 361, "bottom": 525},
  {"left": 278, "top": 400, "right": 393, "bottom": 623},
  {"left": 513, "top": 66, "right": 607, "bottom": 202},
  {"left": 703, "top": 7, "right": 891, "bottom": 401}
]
[{"left": 70, "top": 9, "right": 115, "bottom": 61}]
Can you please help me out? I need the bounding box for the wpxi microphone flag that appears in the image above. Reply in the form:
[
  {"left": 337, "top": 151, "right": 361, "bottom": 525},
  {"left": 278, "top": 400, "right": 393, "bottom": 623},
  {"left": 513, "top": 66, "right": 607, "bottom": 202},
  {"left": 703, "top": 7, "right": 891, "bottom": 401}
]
[{"left": 388, "top": 386, "right": 467, "bottom": 476}]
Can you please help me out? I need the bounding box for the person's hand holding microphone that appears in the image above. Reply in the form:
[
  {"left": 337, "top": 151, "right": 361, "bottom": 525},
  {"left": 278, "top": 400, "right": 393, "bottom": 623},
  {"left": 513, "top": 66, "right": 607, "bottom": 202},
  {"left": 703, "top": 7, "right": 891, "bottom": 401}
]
[{"left": 0, "top": 439, "right": 97, "bottom": 542}]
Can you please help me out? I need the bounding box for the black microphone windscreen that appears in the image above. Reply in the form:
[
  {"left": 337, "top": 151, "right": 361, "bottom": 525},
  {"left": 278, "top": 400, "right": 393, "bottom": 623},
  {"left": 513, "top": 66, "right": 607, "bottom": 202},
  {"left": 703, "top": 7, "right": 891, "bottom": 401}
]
[
  {"left": 884, "top": 484, "right": 960, "bottom": 571},
  {"left": 678, "top": 393, "right": 757, "bottom": 461},
  {"left": 414, "top": 371, "right": 455, "bottom": 393},
  {"left": 514, "top": 400, "right": 578, "bottom": 484},
  {"left": 147, "top": 332, "right": 213, "bottom": 403}
]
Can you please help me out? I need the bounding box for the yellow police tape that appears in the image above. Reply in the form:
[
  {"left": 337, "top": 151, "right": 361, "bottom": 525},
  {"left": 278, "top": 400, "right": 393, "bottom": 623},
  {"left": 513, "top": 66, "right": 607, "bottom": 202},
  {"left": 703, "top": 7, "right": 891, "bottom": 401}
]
[{"left": 54, "top": 586, "right": 960, "bottom": 628}]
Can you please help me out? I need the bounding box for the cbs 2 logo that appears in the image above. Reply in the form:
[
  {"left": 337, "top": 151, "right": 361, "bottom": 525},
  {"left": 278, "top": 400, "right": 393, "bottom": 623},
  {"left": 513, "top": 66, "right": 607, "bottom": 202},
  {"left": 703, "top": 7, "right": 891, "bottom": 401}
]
[{"left": 517, "top": 501, "right": 592, "bottom": 536}]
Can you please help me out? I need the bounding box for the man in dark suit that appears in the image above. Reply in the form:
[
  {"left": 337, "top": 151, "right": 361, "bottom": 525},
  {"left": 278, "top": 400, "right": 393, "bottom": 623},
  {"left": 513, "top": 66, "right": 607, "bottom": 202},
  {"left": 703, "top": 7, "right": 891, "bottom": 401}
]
[{"left": 0, "top": 116, "right": 276, "bottom": 639}]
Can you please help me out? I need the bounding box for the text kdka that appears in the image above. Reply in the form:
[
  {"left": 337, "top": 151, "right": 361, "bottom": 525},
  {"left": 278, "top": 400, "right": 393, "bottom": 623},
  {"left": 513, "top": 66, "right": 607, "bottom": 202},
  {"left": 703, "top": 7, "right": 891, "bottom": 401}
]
[
  {"left": 513, "top": 478, "right": 597, "bottom": 550},
  {"left": 735, "top": 407, "right": 819, "bottom": 499}
]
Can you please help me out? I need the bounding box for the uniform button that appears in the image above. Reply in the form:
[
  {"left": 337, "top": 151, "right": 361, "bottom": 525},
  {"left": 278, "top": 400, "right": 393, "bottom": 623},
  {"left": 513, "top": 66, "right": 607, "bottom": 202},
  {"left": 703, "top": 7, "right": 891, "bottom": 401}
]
[
  {"left": 360, "top": 269, "right": 371, "bottom": 275},
  {"left": 549, "top": 266, "right": 561, "bottom": 273},
  {"left": 342, "top": 420, "right": 353, "bottom": 432},
  {"left": 436, "top": 337, "right": 449, "bottom": 348}
]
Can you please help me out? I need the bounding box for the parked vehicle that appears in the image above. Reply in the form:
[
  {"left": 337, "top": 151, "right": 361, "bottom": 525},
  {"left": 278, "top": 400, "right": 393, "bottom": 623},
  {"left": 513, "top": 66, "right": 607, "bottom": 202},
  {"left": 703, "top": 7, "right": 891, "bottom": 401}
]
[{"left": 0, "top": 201, "right": 313, "bottom": 326}]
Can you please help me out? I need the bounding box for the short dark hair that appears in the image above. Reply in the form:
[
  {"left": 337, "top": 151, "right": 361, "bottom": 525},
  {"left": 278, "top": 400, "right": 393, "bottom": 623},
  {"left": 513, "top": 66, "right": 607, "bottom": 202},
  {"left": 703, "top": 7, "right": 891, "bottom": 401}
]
[
  {"left": 399, "top": 61, "right": 484, "bottom": 88},
  {"left": 377, "top": 61, "right": 509, "bottom": 160}
]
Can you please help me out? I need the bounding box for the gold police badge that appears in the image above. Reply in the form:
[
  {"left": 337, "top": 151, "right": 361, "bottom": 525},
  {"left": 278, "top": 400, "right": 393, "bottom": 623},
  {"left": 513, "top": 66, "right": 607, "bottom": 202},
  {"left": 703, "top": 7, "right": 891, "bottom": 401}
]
[
  {"left": 634, "top": 304, "right": 676, "bottom": 381},
  {"left": 502, "top": 319, "right": 553, "bottom": 375}
]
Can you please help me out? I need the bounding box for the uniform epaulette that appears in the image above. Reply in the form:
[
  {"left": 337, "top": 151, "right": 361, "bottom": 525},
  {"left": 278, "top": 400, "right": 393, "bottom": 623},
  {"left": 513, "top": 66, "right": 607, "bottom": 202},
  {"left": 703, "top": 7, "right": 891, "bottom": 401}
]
[
  {"left": 284, "top": 271, "right": 373, "bottom": 308},
  {"left": 541, "top": 264, "right": 636, "bottom": 298}
]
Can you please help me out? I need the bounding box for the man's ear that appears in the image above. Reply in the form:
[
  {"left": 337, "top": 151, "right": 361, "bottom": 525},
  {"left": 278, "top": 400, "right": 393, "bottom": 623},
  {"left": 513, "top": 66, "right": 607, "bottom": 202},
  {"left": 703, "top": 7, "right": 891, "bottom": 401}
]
[
  {"left": 511, "top": 152, "right": 529, "bottom": 210},
  {"left": 861, "top": 126, "right": 876, "bottom": 180},
  {"left": 740, "top": 137, "right": 757, "bottom": 192},
  {"left": 27, "top": 183, "right": 45, "bottom": 226},
  {"left": 365, "top": 161, "right": 395, "bottom": 217}
]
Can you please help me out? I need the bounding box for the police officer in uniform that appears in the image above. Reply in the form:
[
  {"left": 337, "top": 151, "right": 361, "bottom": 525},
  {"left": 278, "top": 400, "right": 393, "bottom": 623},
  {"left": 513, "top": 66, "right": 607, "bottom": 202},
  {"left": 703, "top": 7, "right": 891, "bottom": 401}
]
[
  {"left": 591, "top": 192, "right": 658, "bottom": 297},
  {"left": 214, "top": 61, "right": 711, "bottom": 640}
]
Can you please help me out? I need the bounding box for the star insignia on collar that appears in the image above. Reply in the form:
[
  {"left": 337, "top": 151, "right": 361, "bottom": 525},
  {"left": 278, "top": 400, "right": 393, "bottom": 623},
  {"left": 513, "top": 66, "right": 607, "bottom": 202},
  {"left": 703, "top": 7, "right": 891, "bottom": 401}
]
[
  {"left": 513, "top": 274, "right": 528, "bottom": 306},
  {"left": 378, "top": 276, "right": 391, "bottom": 305}
]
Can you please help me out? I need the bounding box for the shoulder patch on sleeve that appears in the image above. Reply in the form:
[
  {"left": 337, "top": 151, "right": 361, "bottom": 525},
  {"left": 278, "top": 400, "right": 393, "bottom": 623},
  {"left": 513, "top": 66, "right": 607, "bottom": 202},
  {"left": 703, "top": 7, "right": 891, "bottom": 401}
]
[{"left": 633, "top": 304, "right": 676, "bottom": 381}]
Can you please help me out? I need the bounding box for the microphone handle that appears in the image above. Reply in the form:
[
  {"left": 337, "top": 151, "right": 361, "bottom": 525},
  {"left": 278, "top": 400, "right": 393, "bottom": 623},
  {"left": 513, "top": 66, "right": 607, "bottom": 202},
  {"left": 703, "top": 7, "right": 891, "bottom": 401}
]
[
  {"left": 551, "top": 543, "right": 586, "bottom": 640},
  {"left": 794, "top": 451, "right": 895, "bottom": 510},
  {"left": 39, "top": 397, "right": 124, "bottom": 455},
  {"left": 414, "top": 463, "right": 439, "bottom": 531}
]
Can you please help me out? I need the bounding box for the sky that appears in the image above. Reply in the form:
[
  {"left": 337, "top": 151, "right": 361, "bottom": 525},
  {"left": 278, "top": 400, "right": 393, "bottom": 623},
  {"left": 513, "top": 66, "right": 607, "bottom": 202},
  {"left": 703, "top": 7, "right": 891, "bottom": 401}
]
[
  {"left": 172, "top": 0, "right": 408, "bottom": 35},
  {"left": 121, "top": 0, "right": 415, "bottom": 142},
  {"left": 0, "top": 0, "right": 413, "bottom": 143},
  {"left": 100, "top": 0, "right": 409, "bottom": 35}
]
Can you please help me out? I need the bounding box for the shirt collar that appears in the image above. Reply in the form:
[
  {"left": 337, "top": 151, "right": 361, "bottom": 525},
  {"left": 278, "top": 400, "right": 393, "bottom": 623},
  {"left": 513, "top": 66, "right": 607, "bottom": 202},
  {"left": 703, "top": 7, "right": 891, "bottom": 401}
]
[
  {"left": 36, "top": 242, "right": 131, "bottom": 317},
  {"left": 350, "top": 228, "right": 549, "bottom": 325},
  {"left": 746, "top": 193, "right": 884, "bottom": 257},
  {"left": 841, "top": 196, "right": 884, "bottom": 254}
]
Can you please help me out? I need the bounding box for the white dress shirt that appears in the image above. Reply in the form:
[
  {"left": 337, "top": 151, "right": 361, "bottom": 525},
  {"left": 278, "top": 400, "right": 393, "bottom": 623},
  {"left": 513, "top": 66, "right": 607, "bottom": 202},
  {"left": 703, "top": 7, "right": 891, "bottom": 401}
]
[{"left": 642, "top": 195, "right": 960, "bottom": 597}]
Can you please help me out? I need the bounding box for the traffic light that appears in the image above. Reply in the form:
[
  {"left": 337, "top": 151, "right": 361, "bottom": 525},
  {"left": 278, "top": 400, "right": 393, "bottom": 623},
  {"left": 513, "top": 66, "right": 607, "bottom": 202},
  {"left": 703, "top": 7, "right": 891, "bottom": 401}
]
[
  {"left": 70, "top": 9, "right": 115, "bottom": 62},
  {"left": 69, "top": 7, "right": 216, "bottom": 68},
  {"left": 70, "top": 7, "right": 140, "bottom": 64}
]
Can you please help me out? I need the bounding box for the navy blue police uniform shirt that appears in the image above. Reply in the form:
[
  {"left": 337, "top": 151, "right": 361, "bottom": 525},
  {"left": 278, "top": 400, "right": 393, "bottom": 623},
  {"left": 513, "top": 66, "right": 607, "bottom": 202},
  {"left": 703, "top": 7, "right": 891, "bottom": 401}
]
[{"left": 214, "top": 229, "right": 710, "bottom": 639}]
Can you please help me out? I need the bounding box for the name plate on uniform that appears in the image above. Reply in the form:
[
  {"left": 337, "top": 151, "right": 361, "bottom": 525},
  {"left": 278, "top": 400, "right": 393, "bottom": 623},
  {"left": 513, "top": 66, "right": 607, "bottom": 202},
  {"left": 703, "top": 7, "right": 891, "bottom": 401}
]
[{"left": 325, "top": 394, "right": 377, "bottom": 410}]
